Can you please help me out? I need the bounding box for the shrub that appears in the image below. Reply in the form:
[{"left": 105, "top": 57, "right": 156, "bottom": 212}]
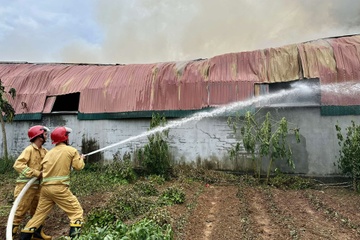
[
  {"left": 133, "top": 181, "right": 159, "bottom": 196},
  {"left": 104, "top": 157, "right": 137, "bottom": 183},
  {"left": 81, "top": 135, "right": 103, "bottom": 166},
  {"left": 70, "top": 158, "right": 136, "bottom": 196},
  {"left": 125, "top": 219, "right": 173, "bottom": 240},
  {"left": 0, "top": 156, "right": 15, "bottom": 174},
  {"left": 335, "top": 121, "right": 360, "bottom": 191},
  {"left": 84, "top": 208, "right": 116, "bottom": 229},
  {"left": 70, "top": 171, "right": 115, "bottom": 196},
  {"left": 158, "top": 186, "right": 185, "bottom": 206},
  {"left": 145, "top": 208, "right": 173, "bottom": 226},
  {"left": 137, "top": 113, "right": 173, "bottom": 178},
  {"left": 80, "top": 219, "right": 173, "bottom": 240},
  {"left": 112, "top": 188, "right": 154, "bottom": 221},
  {"left": 173, "top": 164, "right": 238, "bottom": 184},
  {"left": 269, "top": 172, "right": 315, "bottom": 190},
  {"left": 148, "top": 174, "right": 166, "bottom": 185}
]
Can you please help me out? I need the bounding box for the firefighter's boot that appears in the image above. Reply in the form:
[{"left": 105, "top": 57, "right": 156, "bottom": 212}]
[
  {"left": 31, "top": 225, "right": 52, "bottom": 240},
  {"left": 12, "top": 224, "right": 19, "bottom": 236},
  {"left": 20, "top": 228, "right": 34, "bottom": 240},
  {"left": 69, "top": 221, "right": 82, "bottom": 239}
]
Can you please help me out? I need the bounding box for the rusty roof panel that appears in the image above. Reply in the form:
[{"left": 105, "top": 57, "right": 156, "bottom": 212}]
[
  {"left": 208, "top": 52, "right": 264, "bottom": 82},
  {"left": 43, "top": 96, "right": 56, "bottom": 113},
  {"left": 208, "top": 81, "right": 254, "bottom": 106},
  {"left": 206, "top": 45, "right": 301, "bottom": 84},
  {"left": 1, "top": 34, "right": 360, "bottom": 115},
  {"left": 8, "top": 93, "right": 47, "bottom": 114},
  {"left": 297, "top": 39, "right": 339, "bottom": 105},
  {"left": 329, "top": 35, "right": 360, "bottom": 82},
  {"left": 321, "top": 36, "right": 360, "bottom": 105},
  {"left": 265, "top": 44, "right": 301, "bottom": 83},
  {"left": 297, "top": 39, "right": 337, "bottom": 81}
]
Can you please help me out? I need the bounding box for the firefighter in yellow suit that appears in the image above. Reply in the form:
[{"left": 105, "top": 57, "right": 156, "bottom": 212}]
[
  {"left": 20, "top": 126, "right": 85, "bottom": 240},
  {"left": 12, "top": 125, "right": 51, "bottom": 240}
]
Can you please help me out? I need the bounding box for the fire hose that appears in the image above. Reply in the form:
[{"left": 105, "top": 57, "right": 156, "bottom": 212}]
[
  {"left": 5, "top": 142, "right": 126, "bottom": 239},
  {"left": 6, "top": 177, "right": 37, "bottom": 240},
  {"left": 5, "top": 143, "right": 121, "bottom": 239}
]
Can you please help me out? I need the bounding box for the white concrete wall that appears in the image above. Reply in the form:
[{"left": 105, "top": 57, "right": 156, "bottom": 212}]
[
  {"left": 2, "top": 108, "right": 360, "bottom": 176},
  {"left": 4, "top": 115, "right": 239, "bottom": 166}
]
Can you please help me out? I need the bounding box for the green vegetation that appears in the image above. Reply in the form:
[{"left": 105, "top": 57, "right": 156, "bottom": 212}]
[
  {"left": 133, "top": 181, "right": 159, "bottom": 196},
  {"left": 136, "top": 113, "right": 173, "bottom": 178},
  {"left": 70, "top": 155, "right": 136, "bottom": 196},
  {"left": 80, "top": 172, "right": 179, "bottom": 238},
  {"left": 78, "top": 219, "right": 172, "bottom": 240},
  {"left": 81, "top": 135, "right": 103, "bottom": 165},
  {"left": 147, "top": 174, "right": 166, "bottom": 185},
  {"left": 228, "top": 111, "right": 300, "bottom": 183},
  {"left": 0, "top": 155, "right": 15, "bottom": 174},
  {"left": 335, "top": 121, "right": 360, "bottom": 191},
  {"left": 269, "top": 171, "right": 315, "bottom": 190},
  {"left": 158, "top": 186, "right": 186, "bottom": 206},
  {"left": 173, "top": 163, "right": 238, "bottom": 184}
]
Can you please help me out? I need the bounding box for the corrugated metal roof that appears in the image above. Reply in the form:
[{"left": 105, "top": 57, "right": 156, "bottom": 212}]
[{"left": 1, "top": 34, "right": 360, "bottom": 116}]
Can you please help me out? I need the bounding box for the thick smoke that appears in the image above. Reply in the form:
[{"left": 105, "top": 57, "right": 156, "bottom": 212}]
[{"left": 60, "top": 0, "right": 360, "bottom": 64}]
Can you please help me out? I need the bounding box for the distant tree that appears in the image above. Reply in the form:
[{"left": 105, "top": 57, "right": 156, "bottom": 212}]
[{"left": 0, "top": 80, "right": 16, "bottom": 159}]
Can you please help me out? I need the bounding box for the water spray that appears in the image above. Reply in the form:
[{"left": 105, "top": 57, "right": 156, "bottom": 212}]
[{"left": 84, "top": 82, "right": 316, "bottom": 157}]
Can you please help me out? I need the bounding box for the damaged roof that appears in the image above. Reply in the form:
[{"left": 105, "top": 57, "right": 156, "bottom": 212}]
[{"left": 1, "top": 34, "right": 360, "bottom": 120}]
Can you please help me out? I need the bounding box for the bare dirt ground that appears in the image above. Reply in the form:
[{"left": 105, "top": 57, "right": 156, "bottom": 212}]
[{"left": 2, "top": 179, "right": 360, "bottom": 239}]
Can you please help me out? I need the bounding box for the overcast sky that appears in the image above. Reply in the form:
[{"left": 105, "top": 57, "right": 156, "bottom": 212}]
[{"left": 0, "top": 0, "right": 359, "bottom": 64}]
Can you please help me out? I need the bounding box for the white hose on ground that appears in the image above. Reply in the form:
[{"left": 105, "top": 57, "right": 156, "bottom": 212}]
[{"left": 6, "top": 177, "right": 37, "bottom": 240}]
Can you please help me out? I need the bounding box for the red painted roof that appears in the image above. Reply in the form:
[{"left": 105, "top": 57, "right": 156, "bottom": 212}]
[{"left": 1, "top": 34, "right": 360, "bottom": 115}]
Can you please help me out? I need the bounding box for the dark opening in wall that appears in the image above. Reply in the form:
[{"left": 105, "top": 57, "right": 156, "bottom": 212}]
[
  {"left": 52, "top": 93, "right": 80, "bottom": 112},
  {"left": 255, "top": 78, "right": 320, "bottom": 107}
]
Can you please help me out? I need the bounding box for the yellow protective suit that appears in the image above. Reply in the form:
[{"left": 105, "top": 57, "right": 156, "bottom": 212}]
[
  {"left": 13, "top": 143, "right": 47, "bottom": 226},
  {"left": 23, "top": 143, "right": 85, "bottom": 231}
]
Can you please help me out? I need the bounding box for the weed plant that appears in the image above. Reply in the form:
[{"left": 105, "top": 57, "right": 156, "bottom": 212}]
[
  {"left": 173, "top": 164, "right": 239, "bottom": 184},
  {"left": 79, "top": 219, "right": 172, "bottom": 240},
  {"left": 0, "top": 156, "right": 16, "bottom": 174},
  {"left": 84, "top": 208, "right": 115, "bottom": 228},
  {"left": 83, "top": 186, "right": 155, "bottom": 228},
  {"left": 70, "top": 158, "right": 136, "bottom": 196},
  {"left": 158, "top": 186, "right": 186, "bottom": 206},
  {"left": 268, "top": 172, "right": 315, "bottom": 190},
  {"left": 133, "top": 181, "right": 159, "bottom": 196},
  {"left": 145, "top": 208, "right": 173, "bottom": 226},
  {"left": 83, "top": 180, "right": 185, "bottom": 236},
  {"left": 148, "top": 174, "right": 166, "bottom": 185},
  {"left": 112, "top": 188, "right": 154, "bottom": 221}
]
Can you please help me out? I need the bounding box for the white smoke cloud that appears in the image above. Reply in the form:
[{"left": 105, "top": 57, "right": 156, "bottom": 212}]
[
  {"left": 0, "top": 0, "right": 359, "bottom": 64},
  {"left": 62, "top": 0, "right": 360, "bottom": 64}
]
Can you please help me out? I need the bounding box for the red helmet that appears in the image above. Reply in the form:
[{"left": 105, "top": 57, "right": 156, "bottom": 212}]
[
  {"left": 28, "top": 125, "right": 50, "bottom": 141},
  {"left": 51, "top": 126, "right": 72, "bottom": 145}
]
